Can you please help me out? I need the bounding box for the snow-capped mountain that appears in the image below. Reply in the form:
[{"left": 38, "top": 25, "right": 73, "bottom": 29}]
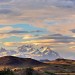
[
  {"left": 0, "top": 47, "right": 6, "bottom": 52},
  {"left": 0, "top": 47, "right": 17, "bottom": 57},
  {"left": 0, "top": 44, "right": 60, "bottom": 60},
  {"left": 17, "top": 44, "right": 60, "bottom": 60}
]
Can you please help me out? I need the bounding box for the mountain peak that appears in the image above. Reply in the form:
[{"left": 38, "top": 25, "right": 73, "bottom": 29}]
[{"left": 17, "top": 44, "right": 60, "bottom": 60}]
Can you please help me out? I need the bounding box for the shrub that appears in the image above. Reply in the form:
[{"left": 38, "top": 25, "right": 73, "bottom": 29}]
[
  {"left": 44, "top": 71, "right": 56, "bottom": 75},
  {"left": 0, "top": 68, "right": 14, "bottom": 75},
  {"left": 25, "top": 67, "right": 34, "bottom": 75}
]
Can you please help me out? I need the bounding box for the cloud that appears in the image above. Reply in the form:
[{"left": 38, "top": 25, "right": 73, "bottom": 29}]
[
  {"left": 3, "top": 39, "right": 55, "bottom": 47},
  {"left": 0, "top": 0, "right": 75, "bottom": 25},
  {"left": 46, "top": 23, "right": 75, "bottom": 35},
  {"left": 38, "top": 35, "right": 75, "bottom": 40},
  {"left": 8, "top": 30, "right": 42, "bottom": 34},
  {"left": 0, "top": 28, "right": 43, "bottom": 39},
  {"left": 55, "top": 0, "right": 74, "bottom": 8},
  {"left": 71, "top": 29, "right": 75, "bottom": 33},
  {"left": 3, "top": 42, "right": 15, "bottom": 47},
  {"left": 23, "top": 34, "right": 34, "bottom": 40},
  {"left": 51, "top": 34, "right": 63, "bottom": 36},
  {"left": 69, "top": 45, "right": 75, "bottom": 51},
  {"left": 12, "top": 0, "right": 75, "bottom": 9},
  {"left": 34, "top": 34, "right": 75, "bottom": 43},
  {"left": 2, "top": 33, "right": 75, "bottom": 47},
  {"left": 0, "top": 34, "right": 9, "bottom": 39},
  {"left": 0, "top": 26, "right": 24, "bottom": 39},
  {"left": 0, "top": 0, "right": 74, "bottom": 39},
  {"left": 0, "top": 0, "right": 13, "bottom": 3},
  {"left": 3, "top": 42, "right": 27, "bottom": 47},
  {"left": 70, "top": 46, "right": 75, "bottom": 49},
  {"left": 0, "top": 26, "right": 22, "bottom": 32},
  {"left": 8, "top": 30, "right": 29, "bottom": 34},
  {"left": 0, "top": 9, "right": 12, "bottom": 14}
]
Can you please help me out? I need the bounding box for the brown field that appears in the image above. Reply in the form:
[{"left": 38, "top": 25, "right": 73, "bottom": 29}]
[{"left": 0, "top": 56, "right": 75, "bottom": 75}]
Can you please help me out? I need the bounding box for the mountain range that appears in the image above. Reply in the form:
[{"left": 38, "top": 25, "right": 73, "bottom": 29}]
[{"left": 0, "top": 44, "right": 60, "bottom": 60}]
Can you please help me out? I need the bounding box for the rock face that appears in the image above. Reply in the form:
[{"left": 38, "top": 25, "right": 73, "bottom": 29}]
[{"left": 17, "top": 44, "right": 60, "bottom": 60}]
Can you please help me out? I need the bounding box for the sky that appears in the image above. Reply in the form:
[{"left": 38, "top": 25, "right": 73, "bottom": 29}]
[{"left": 0, "top": 0, "right": 75, "bottom": 59}]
